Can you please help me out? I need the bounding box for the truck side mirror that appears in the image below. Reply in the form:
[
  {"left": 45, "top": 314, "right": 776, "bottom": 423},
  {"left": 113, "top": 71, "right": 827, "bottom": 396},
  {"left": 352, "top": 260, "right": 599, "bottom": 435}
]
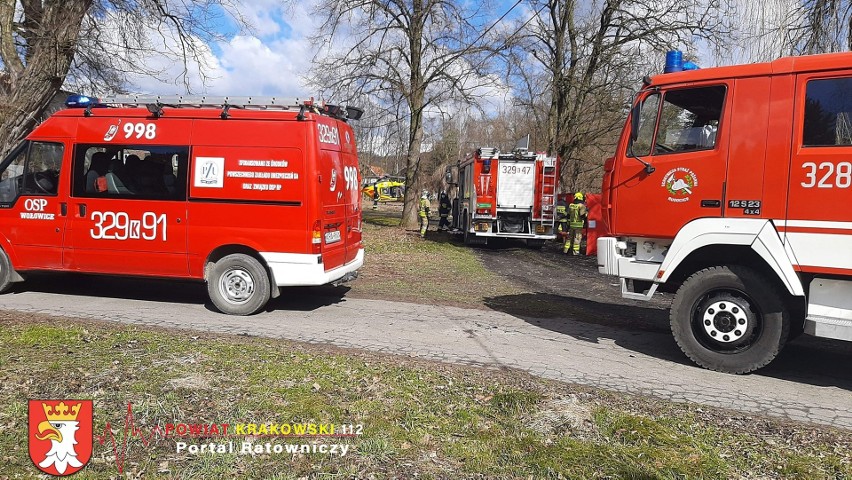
[{"left": 445, "top": 166, "right": 457, "bottom": 185}]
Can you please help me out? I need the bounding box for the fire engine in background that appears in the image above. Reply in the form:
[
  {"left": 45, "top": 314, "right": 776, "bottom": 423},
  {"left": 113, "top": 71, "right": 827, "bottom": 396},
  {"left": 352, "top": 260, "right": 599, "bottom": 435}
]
[
  {"left": 599, "top": 51, "right": 852, "bottom": 373},
  {"left": 448, "top": 137, "right": 558, "bottom": 248},
  {"left": 0, "top": 95, "right": 364, "bottom": 315}
]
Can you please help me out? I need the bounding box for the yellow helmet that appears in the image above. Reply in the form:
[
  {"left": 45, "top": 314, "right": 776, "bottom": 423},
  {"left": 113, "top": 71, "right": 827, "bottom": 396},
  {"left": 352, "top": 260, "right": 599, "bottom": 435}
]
[{"left": 574, "top": 192, "right": 585, "bottom": 200}]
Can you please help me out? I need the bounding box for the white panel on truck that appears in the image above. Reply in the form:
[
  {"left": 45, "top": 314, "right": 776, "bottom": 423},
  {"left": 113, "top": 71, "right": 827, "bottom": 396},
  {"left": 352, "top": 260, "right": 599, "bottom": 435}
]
[{"left": 497, "top": 160, "right": 535, "bottom": 208}]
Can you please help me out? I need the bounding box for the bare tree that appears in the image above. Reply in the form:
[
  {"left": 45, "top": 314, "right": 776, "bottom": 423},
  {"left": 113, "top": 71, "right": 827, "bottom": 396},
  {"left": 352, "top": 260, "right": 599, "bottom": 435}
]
[
  {"left": 0, "top": 0, "right": 243, "bottom": 159},
  {"left": 793, "top": 0, "right": 852, "bottom": 53},
  {"left": 302, "top": 0, "right": 498, "bottom": 228},
  {"left": 724, "top": 0, "right": 852, "bottom": 66},
  {"left": 505, "top": 0, "right": 733, "bottom": 193}
]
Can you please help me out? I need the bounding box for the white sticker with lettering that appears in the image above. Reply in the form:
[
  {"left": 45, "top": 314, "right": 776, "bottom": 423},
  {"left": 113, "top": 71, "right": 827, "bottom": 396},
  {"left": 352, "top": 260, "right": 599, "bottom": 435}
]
[
  {"left": 105, "top": 122, "right": 157, "bottom": 142},
  {"left": 90, "top": 211, "right": 167, "bottom": 241},
  {"left": 318, "top": 124, "right": 340, "bottom": 145},
  {"left": 343, "top": 166, "right": 358, "bottom": 191},
  {"left": 20, "top": 198, "right": 55, "bottom": 220},
  {"left": 330, "top": 169, "right": 338, "bottom": 192},
  {"left": 194, "top": 157, "right": 225, "bottom": 188}
]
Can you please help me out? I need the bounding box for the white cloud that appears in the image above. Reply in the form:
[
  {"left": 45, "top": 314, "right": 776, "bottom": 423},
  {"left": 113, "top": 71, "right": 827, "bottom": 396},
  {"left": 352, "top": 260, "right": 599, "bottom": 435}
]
[
  {"left": 115, "top": 1, "right": 322, "bottom": 98},
  {"left": 137, "top": 36, "right": 311, "bottom": 97}
]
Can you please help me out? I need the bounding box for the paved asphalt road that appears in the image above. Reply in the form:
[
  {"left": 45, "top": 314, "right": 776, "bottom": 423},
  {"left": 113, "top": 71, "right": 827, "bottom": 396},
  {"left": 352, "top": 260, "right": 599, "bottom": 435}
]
[{"left": 3, "top": 274, "right": 851, "bottom": 429}]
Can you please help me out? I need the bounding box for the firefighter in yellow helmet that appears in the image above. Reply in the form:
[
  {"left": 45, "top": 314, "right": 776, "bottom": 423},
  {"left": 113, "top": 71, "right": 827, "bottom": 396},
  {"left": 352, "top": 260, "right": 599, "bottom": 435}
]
[
  {"left": 419, "top": 189, "right": 431, "bottom": 238},
  {"left": 565, "top": 192, "right": 588, "bottom": 255}
]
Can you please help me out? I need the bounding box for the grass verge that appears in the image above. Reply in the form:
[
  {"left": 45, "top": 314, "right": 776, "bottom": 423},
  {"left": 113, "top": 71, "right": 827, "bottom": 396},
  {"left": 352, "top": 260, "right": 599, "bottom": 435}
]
[
  {"left": 353, "top": 207, "right": 520, "bottom": 307},
  {"left": 0, "top": 315, "right": 849, "bottom": 479}
]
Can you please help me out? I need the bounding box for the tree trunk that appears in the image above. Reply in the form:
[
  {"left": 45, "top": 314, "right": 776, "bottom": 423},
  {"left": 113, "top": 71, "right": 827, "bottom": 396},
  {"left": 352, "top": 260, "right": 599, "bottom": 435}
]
[
  {"left": 401, "top": 0, "right": 426, "bottom": 230},
  {"left": 0, "top": 0, "right": 91, "bottom": 159},
  {"left": 401, "top": 91, "right": 426, "bottom": 229}
]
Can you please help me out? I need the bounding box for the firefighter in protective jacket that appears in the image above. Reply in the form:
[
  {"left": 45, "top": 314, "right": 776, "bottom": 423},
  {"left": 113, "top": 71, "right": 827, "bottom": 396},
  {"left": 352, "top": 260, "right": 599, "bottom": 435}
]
[
  {"left": 437, "top": 191, "right": 451, "bottom": 231},
  {"left": 419, "top": 190, "right": 431, "bottom": 238},
  {"left": 555, "top": 197, "right": 569, "bottom": 245},
  {"left": 565, "top": 192, "right": 588, "bottom": 255}
]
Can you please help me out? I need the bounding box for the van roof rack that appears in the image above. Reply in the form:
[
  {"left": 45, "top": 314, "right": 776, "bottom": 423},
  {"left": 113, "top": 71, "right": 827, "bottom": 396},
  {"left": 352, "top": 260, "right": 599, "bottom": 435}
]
[
  {"left": 96, "top": 95, "right": 364, "bottom": 121},
  {"left": 100, "top": 95, "right": 307, "bottom": 109}
]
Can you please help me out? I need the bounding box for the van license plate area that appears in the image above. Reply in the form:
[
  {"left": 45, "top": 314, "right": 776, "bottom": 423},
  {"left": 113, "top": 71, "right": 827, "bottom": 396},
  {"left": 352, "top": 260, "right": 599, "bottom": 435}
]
[{"left": 325, "top": 230, "right": 342, "bottom": 244}]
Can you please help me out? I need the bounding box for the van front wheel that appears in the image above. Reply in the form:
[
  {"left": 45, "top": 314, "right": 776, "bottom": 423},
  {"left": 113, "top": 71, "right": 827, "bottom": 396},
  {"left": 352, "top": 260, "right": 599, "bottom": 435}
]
[
  {"left": 207, "top": 254, "right": 271, "bottom": 315},
  {"left": 0, "top": 248, "right": 12, "bottom": 294}
]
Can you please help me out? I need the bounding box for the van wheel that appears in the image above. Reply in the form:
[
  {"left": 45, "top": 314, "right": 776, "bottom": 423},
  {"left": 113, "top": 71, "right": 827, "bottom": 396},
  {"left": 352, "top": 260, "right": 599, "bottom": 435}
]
[
  {"left": 207, "top": 254, "right": 271, "bottom": 315},
  {"left": 0, "top": 248, "right": 12, "bottom": 294},
  {"left": 670, "top": 265, "right": 790, "bottom": 374}
]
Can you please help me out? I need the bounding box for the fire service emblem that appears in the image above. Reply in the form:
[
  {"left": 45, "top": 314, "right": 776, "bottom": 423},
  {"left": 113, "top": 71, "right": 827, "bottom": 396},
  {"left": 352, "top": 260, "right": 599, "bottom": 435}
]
[{"left": 662, "top": 167, "right": 699, "bottom": 203}]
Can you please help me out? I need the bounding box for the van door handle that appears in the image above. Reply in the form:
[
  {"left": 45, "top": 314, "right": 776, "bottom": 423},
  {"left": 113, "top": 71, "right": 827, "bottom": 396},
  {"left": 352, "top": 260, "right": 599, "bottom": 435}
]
[
  {"left": 701, "top": 200, "right": 721, "bottom": 208},
  {"left": 78, "top": 204, "right": 87, "bottom": 217},
  {"left": 60, "top": 203, "right": 67, "bottom": 217}
]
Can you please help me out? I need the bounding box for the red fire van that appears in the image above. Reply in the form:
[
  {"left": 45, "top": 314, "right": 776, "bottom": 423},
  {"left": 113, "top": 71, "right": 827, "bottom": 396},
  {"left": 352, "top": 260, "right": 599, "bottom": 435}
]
[{"left": 0, "top": 95, "right": 364, "bottom": 315}]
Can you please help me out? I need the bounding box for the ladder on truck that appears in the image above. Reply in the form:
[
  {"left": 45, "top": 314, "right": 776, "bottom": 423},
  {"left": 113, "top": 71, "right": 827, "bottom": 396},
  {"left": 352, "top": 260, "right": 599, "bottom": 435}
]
[{"left": 539, "top": 155, "right": 557, "bottom": 221}]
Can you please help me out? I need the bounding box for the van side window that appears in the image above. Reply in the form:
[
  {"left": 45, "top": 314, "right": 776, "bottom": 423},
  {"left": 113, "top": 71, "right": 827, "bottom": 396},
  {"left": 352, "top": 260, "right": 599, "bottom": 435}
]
[
  {"left": 803, "top": 77, "right": 852, "bottom": 146},
  {"left": 73, "top": 144, "right": 188, "bottom": 200},
  {"left": 654, "top": 86, "right": 726, "bottom": 155},
  {"left": 0, "top": 141, "right": 64, "bottom": 204}
]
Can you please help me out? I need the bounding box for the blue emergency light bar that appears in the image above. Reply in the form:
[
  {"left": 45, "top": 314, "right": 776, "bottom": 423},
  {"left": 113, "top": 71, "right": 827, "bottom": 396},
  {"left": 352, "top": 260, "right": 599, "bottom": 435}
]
[
  {"left": 64, "top": 94, "right": 103, "bottom": 108},
  {"left": 664, "top": 50, "right": 700, "bottom": 73}
]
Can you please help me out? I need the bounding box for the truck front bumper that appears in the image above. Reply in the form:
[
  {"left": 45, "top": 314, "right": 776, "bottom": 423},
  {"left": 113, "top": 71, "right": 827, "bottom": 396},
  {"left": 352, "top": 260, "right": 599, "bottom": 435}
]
[{"left": 597, "top": 237, "right": 661, "bottom": 301}]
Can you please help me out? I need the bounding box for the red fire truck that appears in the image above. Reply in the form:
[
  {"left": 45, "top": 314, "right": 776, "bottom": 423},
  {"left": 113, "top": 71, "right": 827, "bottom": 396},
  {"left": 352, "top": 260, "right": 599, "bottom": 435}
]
[
  {"left": 0, "top": 95, "right": 364, "bottom": 315},
  {"left": 451, "top": 140, "right": 558, "bottom": 247},
  {"left": 598, "top": 52, "right": 852, "bottom": 373}
]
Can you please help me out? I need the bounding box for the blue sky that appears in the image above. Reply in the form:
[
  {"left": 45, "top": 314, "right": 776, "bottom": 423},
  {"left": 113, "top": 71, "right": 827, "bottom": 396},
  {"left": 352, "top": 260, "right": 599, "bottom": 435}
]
[{"left": 128, "top": 0, "right": 528, "bottom": 100}]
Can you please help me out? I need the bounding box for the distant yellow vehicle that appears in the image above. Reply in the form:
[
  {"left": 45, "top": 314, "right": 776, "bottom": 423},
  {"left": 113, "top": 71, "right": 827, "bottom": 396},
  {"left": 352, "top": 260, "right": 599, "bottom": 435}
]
[{"left": 363, "top": 179, "right": 405, "bottom": 202}]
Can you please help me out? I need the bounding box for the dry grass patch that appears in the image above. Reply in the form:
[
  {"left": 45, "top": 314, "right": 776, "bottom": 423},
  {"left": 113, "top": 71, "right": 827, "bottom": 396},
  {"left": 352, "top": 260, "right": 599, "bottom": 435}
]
[{"left": 0, "top": 315, "right": 848, "bottom": 479}]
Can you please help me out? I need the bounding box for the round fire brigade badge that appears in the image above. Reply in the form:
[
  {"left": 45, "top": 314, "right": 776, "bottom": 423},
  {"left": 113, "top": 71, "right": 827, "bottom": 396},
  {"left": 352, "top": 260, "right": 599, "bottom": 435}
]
[{"left": 661, "top": 167, "right": 698, "bottom": 203}]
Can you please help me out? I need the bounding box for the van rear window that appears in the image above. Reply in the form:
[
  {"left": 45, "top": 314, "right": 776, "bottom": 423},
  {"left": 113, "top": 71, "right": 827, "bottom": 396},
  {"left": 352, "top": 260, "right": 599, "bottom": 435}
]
[{"left": 72, "top": 144, "right": 188, "bottom": 200}]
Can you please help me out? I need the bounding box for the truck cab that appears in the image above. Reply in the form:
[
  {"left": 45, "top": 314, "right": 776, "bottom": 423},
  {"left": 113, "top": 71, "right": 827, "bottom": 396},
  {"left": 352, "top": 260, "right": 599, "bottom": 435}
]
[{"left": 598, "top": 52, "right": 852, "bottom": 373}]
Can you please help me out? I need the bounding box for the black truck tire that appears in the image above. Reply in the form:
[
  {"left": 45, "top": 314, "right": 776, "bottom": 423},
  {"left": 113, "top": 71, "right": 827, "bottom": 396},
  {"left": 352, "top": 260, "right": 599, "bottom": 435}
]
[{"left": 670, "top": 265, "right": 790, "bottom": 374}]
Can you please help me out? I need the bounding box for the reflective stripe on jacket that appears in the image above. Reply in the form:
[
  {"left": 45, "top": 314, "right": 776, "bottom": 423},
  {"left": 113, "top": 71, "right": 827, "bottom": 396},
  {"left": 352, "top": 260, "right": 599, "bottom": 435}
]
[
  {"left": 419, "top": 198, "right": 431, "bottom": 217},
  {"left": 568, "top": 202, "right": 587, "bottom": 229}
]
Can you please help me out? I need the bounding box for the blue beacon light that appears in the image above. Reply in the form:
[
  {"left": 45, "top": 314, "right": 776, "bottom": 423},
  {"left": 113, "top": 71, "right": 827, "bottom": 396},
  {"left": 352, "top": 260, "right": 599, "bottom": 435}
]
[
  {"left": 664, "top": 50, "right": 700, "bottom": 73},
  {"left": 64, "top": 94, "right": 100, "bottom": 108}
]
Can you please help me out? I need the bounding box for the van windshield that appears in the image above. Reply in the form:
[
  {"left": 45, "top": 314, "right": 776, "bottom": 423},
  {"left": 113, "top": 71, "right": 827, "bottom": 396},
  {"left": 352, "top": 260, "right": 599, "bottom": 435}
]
[{"left": 0, "top": 141, "right": 64, "bottom": 203}]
